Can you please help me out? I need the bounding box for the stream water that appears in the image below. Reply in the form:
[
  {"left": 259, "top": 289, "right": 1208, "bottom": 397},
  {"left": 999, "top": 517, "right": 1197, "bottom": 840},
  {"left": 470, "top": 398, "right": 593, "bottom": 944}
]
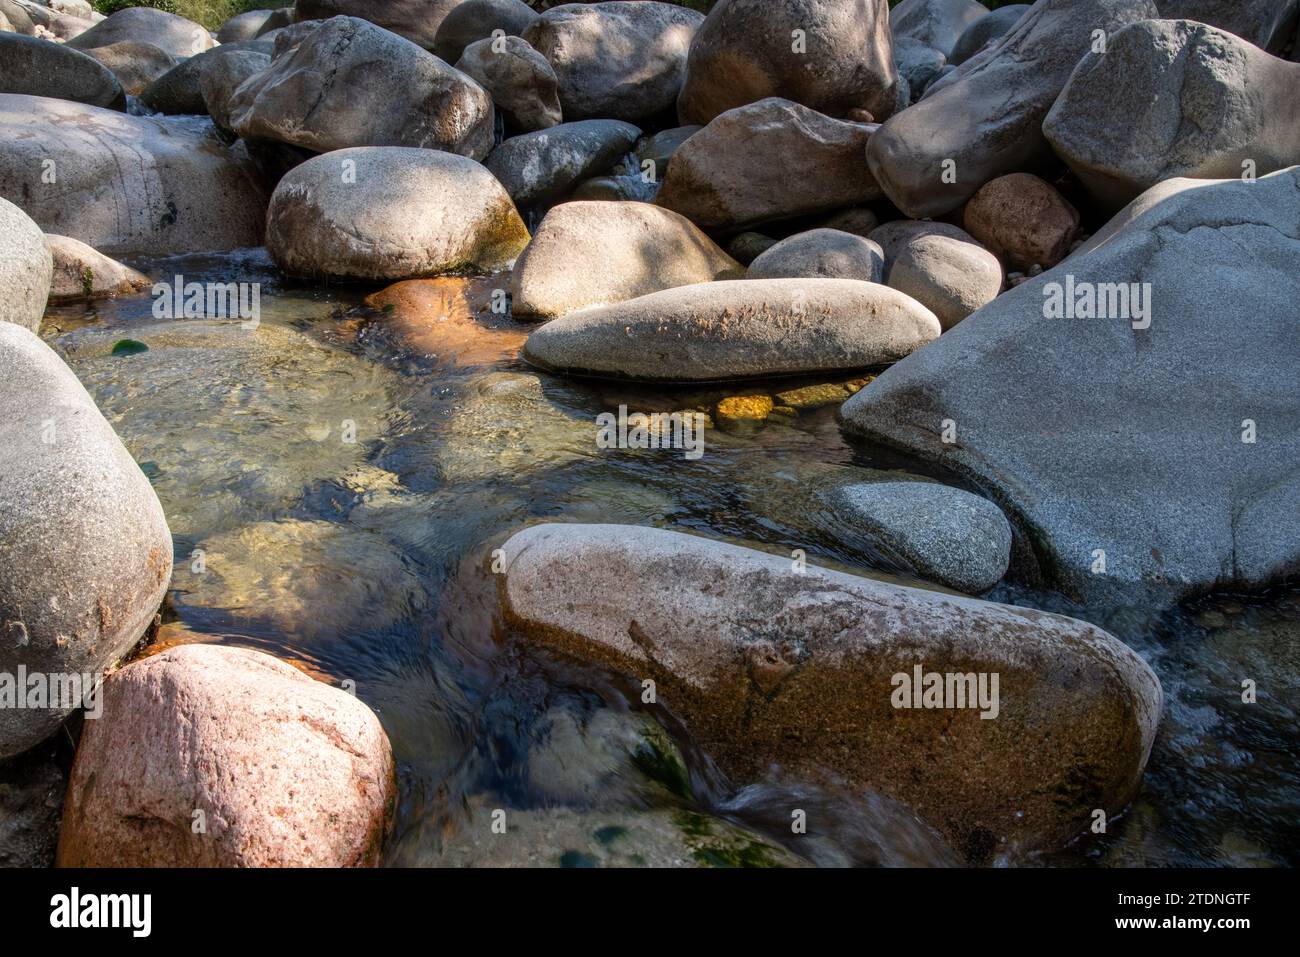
[{"left": 31, "top": 249, "right": 1299, "bottom": 868}]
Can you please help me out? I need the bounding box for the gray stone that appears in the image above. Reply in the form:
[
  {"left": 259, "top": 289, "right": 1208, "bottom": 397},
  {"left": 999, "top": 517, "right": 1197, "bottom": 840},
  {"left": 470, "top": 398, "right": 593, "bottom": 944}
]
[
  {"left": 66, "top": 6, "right": 214, "bottom": 58},
  {"left": 827, "top": 481, "right": 1012, "bottom": 592},
  {"left": 512, "top": 200, "right": 740, "bottom": 320},
  {"left": 867, "top": 0, "right": 1158, "bottom": 218},
  {"left": 199, "top": 47, "right": 271, "bottom": 136},
  {"left": 267, "top": 146, "right": 530, "bottom": 281},
  {"left": 44, "top": 233, "right": 149, "bottom": 303},
  {"left": 950, "top": 3, "right": 1030, "bottom": 65},
  {"left": 0, "top": 94, "right": 267, "bottom": 255},
  {"left": 888, "top": 233, "right": 1003, "bottom": 330},
  {"left": 726, "top": 231, "right": 776, "bottom": 265},
  {"left": 655, "top": 98, "right": 881, "bottom": 231},
  {"left": 678, "top": 0, "right": 898, "bottom": 125},
  {"left": 634, "top": 125, "right": 699, "bottom": 178},
  {"left": 0, "top": 323, "right": 173, "bottom": 759},
  {"left": 497, "top": 523, "right": 1163, "bottom": 862},
  {"left": 0, "top": 32, "right": 125, "bottom": 109},
  {"left": 293, "top": 0, "right": 467, "bottom": 49},
  {"left": 216, "top": 8, "right": 275, "bottom": 44},
  {"left": 747, "top": 228, "right": 884, "bottom": 282},
  {"left": 139, "top": 38, "right": 273, "bottom": 116},
  {"left": 813, "top": 207, "right": 880, "bottom": 237},
  {"left": 485, "top": 119, "right": 641, "bottom": 209},
  {"left": 523, "top": 278, "right": 940, "bottom": 382},
  {"left": 868, "top": 219, "right": 982, "bottom": 280},
  {"left": 893, "top": 36, "right": 947, "bottom": 107},
  {"left": 82, "top": 40, "right": 176, "bottom": 95},
  {"left": 523, "top": 1, "right": 701, "bottom": 123},
  {"left": 0, "top": 196, "right": 51, "bottom": 332},
  {"left": 1155, "top": 0, "right": 1299, "bottom": 54},
  {"left": 892, "top": 0, "right": 989, "bottom": 59},
  {"left": 841, "top": 168, "right": 1300, "bottom": 606},
  {"left": 456, "top": 35, "right": 560, "bottom": 133},
  {"left": 433, "top": 0, "right": 538, "bottom": 64},
  {"left": 1044, "top": 19, "right": 1300, "bottom": 209},
  {"left": 228, "top": 16, "right": 494, "bottom": 160}
]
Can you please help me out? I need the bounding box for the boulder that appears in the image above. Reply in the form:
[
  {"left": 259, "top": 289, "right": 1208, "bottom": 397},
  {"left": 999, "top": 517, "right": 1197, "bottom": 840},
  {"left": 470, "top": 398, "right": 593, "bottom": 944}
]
[
  {"left": 634, "top": 124, "right": 699, "bottom": 180},
  {"left": 455, "top": 35, "right": 561, "bottom": 132},
  {"left": 1154, "top": 0, "right": 1300, "bottom": 54},
  {"left": 253, "top": 7, "right": 294, "bottom": 37},
  {"left": 0, "top": 323, "right": 173, "bottom": 759},
  {"left": 485, "top": 119, "right": 640, "bottom": 209},
  {"left": 522, "top": 1, "right": 701, "bottom": 122},
  {"left": 433, "top": 0, "right": 538, "bottom": 64},
  {"left": 82, "top": 40, "right": 176, "bottom": 95},
  {"left": 267, "top": 146, "right": 530, "bottom": 281},
  {"left": 65, "top": 6, "right": 214, "bottom": 58},
  {"left": 726, "top": 231, "right": 777, "bottom": 265},
  {"left": 747, "top": 228, "right": 884, "bottom": 282},
  {"left": 655, "top": 98, "right": 881, "bottom": 231},
  {"left": 888, "top": 234, "right": 1002, "bottom": 330},
  {"left": 867, "top": 0, "right": 1158, "bottom": 218},
  {"left": 511, "top": 200, "right": 742, "bottom": 320},
  {"left": 496, "top": 523, "right": 1163, "bottom": 862},
  {"left": 0, "top": 95, "right": 267, "bottom": 255},
  {"left": 199, "top": 47, "right": 272, "bottom": 136},
  {"left": 678, "top": 0, "right": 897, "bottom": 125},
  {"left": 869, "top": 219, "right": 982, "bottom": 280},
  {"left": 293, "top": 0, "right": 467, "bottom": 49},
  {"left": 523, "top": 278, "right": 940, "bottom": 381},
  {"left": 1043, "top": 19, "right": 1300, "bottom": 209},
  {"left": 893, "top": 36, "right": 947, "bottom": 106},
  {"left": 891, "top": 0, "right": 989, "bottom": 59},
  {"left": 0, "top": 1, "right": 31, "bottom": 35},
  {"left": 950, "top": 3, "right": 1030, "bottom": 65},
  {"left": 0, "top": 197, "right": 51, "bottom": 331},
  {"left": 139, "top": 38, "right": 274, "bottom": 116},
  {"left": 216, "top": 8, "right": 275, "bottom": 43},
  {"left": 228, "top": 16, "right": 494, "bottom": 159},
  {"left": 0, "top": 32, "right": 125, "bottom": 109},
  {"left": 841, "top": 168, "right": 1300, "bottom": 606},
  {"left": 813, "top": 206, "right": 879, "bottom": 237},
  {"left": 56, "top": 645, "right": 394, "bottom": 867},
  {"left": 962, "top": 173, "right": 1079, "bottom": 270},
  {"left": 44, "top": 233, "right": 149, "bottom": 303}
]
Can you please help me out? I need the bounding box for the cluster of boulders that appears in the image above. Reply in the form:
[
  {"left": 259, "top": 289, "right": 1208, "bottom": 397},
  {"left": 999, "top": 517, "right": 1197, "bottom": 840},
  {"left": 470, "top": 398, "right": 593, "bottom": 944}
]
[{"left": 1, "top": 0, "right": 1298, "bottom": 866}]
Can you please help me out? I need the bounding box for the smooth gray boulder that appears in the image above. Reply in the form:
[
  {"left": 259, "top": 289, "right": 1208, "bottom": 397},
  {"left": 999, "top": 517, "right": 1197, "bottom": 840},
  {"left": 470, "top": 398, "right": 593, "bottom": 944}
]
[
  {"left": 1044, "top": 19, "right": 1300, "bottom": 209},
  {"left": 82, "top": 39, "right": 176, "bottom": 95},
  {"left": 0, "top": 95, "right": 266, "bottom": 256},
  {"left": 0, "top": 323, "right": 173, "bottom": 759},
  {"left": 655, "top": 98, "right": 881, "bottom": 231},
  {"left": 228, "top": 16, "right": 494, "bottom": 159},
  {"left": 950, "top": 3, "right": 1030, "bottom": 64},
  {"left": 842, "top": 168, "right": 1300, "bottom": 606},
  {"left": 200, "top": 47, "right": 272, "bottom": 136},
  {"left": 266, "top": 146, "right": 530, "bottom": 281},
  {"left": 523, "top": 278, "right": 940, "bottom": 382},
  {"left": 433, "top": 0, "right": 538, "bottom": 64},
  {"left": 0, "top": 197, "right": 51, "bottom": 332},
  {"left": 0, "top": 32, "right": 125, "bottom": 109},
  {"left": 44, "top": 233, "right": 148, "bottom": 304},
  {"left": 827, "top": 481, "right": 1013, "bottom": 593},
  {"left": 523, "top": 1, "right": 701, "bottom": 123},
  {"left": 455, "top": 35, "right": 561, "bottom": 132},
  {"left": 511, "top": 200, "right": 741, "bottom": 320},
  {"left": 1155, "top": 0, "right": 1299, "bottom": 54},
  {"left": 216, "top": 8, "right": 275, "bottom": 43},
  {"left": 893, "top": 36, "right": 947, "bottom": 107},
  {"left": 891, "top": 0, "right": 988, "bottom": 59},
  {"left": 497, "top": 523, "right": 1162, "bottom": 862},
  {"left": 66, "top": 6, "right": 214, "bottom": 58},
  {"left": 293, "top": 0, "right": 467, "bottom": 49},
  {"left": 485, "top": 119, "right": 640, "bottom": 209},
  {"left": 747, "top": 228, "right": 884, "bottom": 282},
  {"left": 867, "top": 0, "right": 1158, "bottom": 218},
  {"left": 868, "top": 219, "right": 982, "bottom": 280},
  {"left": 678, "top": 0, "right": 898, "bottom": 125},
  {"left": 888, "top": 233, "right": 1003, "bottom": 330}
]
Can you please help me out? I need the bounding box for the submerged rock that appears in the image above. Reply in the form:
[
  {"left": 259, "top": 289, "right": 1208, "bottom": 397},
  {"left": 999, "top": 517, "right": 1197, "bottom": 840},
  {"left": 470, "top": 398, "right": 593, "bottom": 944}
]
[
  {"left": 523, "top": 278, "right": 940, "bottom": 382},
  {"left": 57, "top": 644, "right": 395, "bottom": 867},
  {"left": 497, "top": 523, "right": 1163, "bottom": 862},
  {"left": 0, "top": 197, "right": 52, "bottom": 332}
]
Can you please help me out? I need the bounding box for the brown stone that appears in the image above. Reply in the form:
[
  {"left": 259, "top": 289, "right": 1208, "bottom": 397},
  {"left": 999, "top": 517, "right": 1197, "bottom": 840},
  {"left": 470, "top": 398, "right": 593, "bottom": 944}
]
[{"left": 962, "top": 173, "right": 1080, "bottom": 271}]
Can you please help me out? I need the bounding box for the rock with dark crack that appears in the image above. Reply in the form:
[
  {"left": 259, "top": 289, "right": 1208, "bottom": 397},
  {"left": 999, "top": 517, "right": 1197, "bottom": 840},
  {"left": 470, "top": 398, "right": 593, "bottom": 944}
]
[
  {"left": 496, "top": 523, "right": 1163, "bottom": 863},
  {"left": 524, "top": 277, "right": 939, "bottom": 382},
  {"left": 841, "top": 168, "right": 1300, "bottom": 606},
  {"left": 867, "top": 0, "right": 1158, "bottom": 218}
]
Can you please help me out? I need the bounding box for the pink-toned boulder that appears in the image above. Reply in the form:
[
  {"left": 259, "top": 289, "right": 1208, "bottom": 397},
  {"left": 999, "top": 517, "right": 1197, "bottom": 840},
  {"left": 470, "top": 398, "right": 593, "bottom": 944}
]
[
  {"left": 57, "top": 644, "right": 395, "bottom": 868},
  {"left": 962, "top": 173, "right": 1080, "bottom": 270}
]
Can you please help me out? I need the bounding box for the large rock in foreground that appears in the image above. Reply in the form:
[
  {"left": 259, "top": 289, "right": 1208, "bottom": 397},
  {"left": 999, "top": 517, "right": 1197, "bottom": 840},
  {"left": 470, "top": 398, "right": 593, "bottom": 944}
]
[
  {"left": 511, "top": 201, "right": 741, "bottom": 320},
  {"left": 678, "top": 0, "right": 898, "bottom": 125},
  {"left": 0, "top": 32, "right": 125, "bottom": 109},
  {"left": 57, "top": 644, "right": 395, "bottom": 867},
  {"left": 0, "top": 324, "right": 173, "bottom": 759},
  {"left": 1044, "top": 19, "right": 1300, "bottom": 208},
  {"left": 66, "top": 6, "right": 215, "bottom": 58},
  {"left": 0, "top": 95, "right": 266, "bottom": 255},
  {"left": 867, "top": 0, "right": 1157, "bottom": 218},
  {"left": 656, "top": 98, "right": 881, "bottom": 231},
  {"left": 523, "top": 1, "right": 701, "bottom": 122},
  {"left": 267, "top": 146, "right": 530, "bottom": 281},
  {"left": 0, "top": 197, "right": 52, "bottom": 331},
  {"left": 497, "top": 523, "right": 1162, "bottom": 862},
  {"left": 523, "top": 278, "right": 940, "bottom": 382},
  {"left": 842, "top": 169, "right": 1300, "bottom": 606},
  {"left": 229, "top": 16, "right": 494, "bottom": 159}
]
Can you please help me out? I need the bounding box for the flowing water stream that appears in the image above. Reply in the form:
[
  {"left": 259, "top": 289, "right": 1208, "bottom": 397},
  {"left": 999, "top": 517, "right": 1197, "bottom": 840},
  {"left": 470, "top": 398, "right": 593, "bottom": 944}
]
[{"left": 28, "top": 249, "right": 1298, "bottom": 868}]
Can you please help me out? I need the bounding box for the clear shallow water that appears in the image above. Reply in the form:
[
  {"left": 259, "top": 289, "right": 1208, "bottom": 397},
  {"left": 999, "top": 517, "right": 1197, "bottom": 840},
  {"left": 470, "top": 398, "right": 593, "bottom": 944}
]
[{"left": 38, "top": 250, "right": 1299, "bottom": 868}]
